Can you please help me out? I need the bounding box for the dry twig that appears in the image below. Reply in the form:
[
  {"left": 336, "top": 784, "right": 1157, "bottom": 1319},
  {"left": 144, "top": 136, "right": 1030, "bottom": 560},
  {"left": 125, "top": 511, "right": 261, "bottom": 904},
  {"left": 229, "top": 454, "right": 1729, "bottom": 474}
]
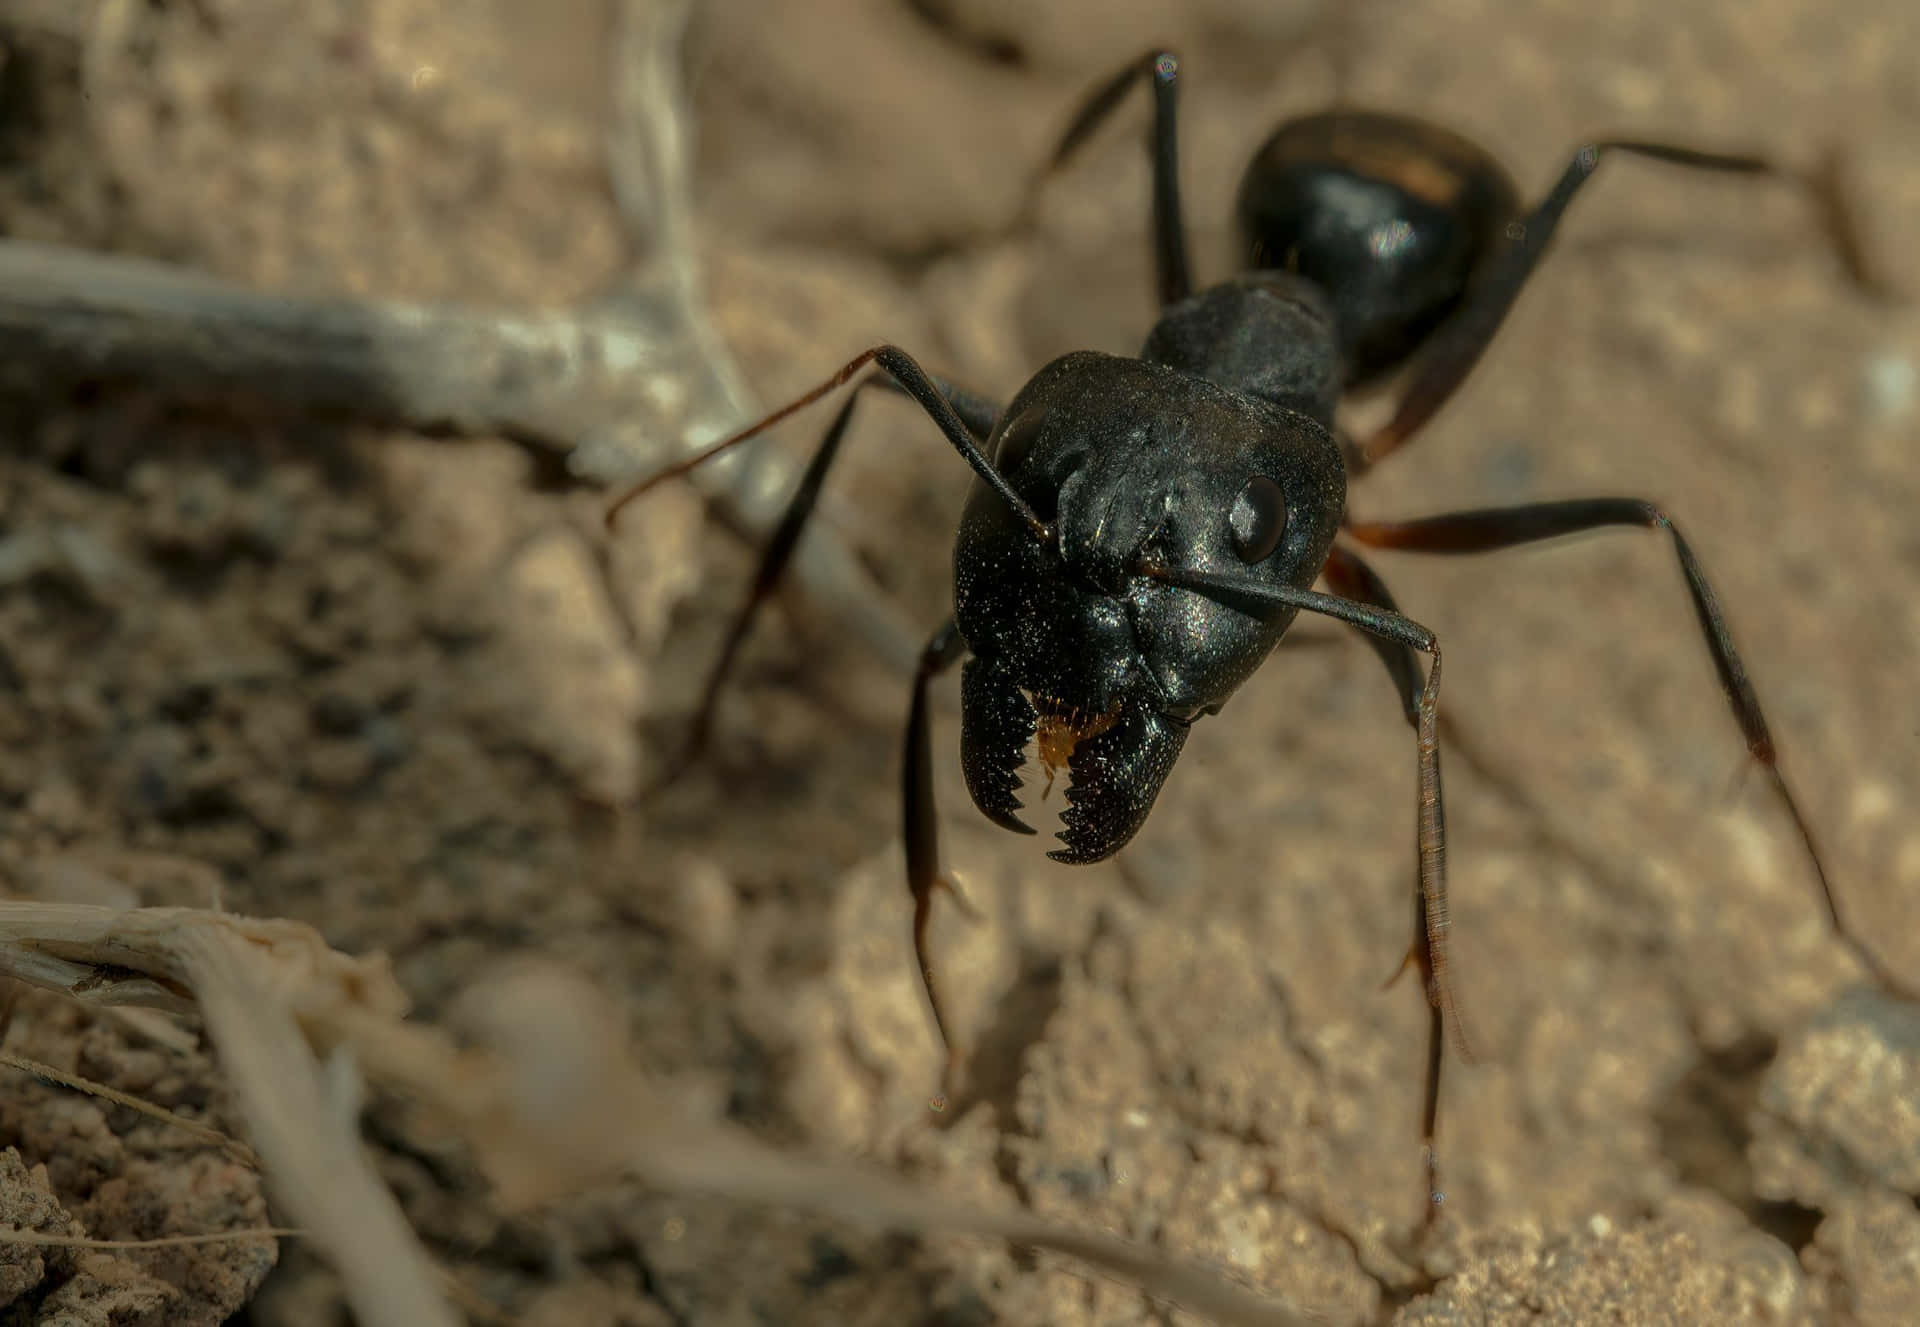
[
  {"left": 0, "top": 901, "right": 1330, "bottom": 1326},
  {"left": 0, "top": 0, "right": 921, "bottom": 675}
]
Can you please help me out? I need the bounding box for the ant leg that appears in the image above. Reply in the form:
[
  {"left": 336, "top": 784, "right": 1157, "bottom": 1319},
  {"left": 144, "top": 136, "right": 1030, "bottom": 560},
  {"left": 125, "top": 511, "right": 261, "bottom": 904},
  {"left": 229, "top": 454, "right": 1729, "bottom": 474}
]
[
  {"left": 873, "top": 372, "right": 1000, "bottom": 440},
  {"left": 905, "top": 617, "right": 970, "bottom": 1103},
  {"left": 1024, "top": 49, "right": 1192, "bottom": 306},
  {"left": 1325, "top": 545, "right": 1423, "bottom": 727},
  {"left": 1346, "top": 499, "right": 1909, "bottom": 997},
  {"left": 606, "top": 347, "right": 1025, "bottom": 1094},
  {"left": 1325, "top": 545, "right": 1452, "bottom": 1231},
  {"left": 1136, "top": 555, "right": 1457, "bottom": 1225},
  {"left": 608, "top": 354, "right": 1003, "bottom": 793},
  {"left": 608, "top": 344, "right": 1039, "bottom": 535},
  {"left": 1355, "top": 141, "right": 1885, "bottom": 473}
]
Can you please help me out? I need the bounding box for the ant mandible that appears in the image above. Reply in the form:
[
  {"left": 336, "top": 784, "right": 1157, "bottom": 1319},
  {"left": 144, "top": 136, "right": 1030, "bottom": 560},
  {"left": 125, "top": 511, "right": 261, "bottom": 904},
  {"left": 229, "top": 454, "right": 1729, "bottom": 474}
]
[{"left": 609, "top": 49, "right": 1900, "bottom": 1227}]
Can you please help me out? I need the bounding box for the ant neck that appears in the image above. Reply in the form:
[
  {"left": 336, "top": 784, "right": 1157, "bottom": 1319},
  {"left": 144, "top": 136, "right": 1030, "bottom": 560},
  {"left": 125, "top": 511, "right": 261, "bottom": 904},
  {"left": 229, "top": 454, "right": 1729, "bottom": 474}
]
[{"left": 1139, "top": 273, "right": 1341, "bottom": 427}]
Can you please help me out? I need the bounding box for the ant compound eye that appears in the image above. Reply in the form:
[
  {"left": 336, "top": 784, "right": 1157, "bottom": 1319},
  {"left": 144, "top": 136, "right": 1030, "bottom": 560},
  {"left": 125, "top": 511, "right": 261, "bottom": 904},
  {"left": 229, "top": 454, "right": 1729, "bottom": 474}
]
[
  {"left": 993, "top": 407, "right": 1048, "bottom": 476},
  {"left": 1229, "top": 476, "right": 1287, "bottom": 563}
]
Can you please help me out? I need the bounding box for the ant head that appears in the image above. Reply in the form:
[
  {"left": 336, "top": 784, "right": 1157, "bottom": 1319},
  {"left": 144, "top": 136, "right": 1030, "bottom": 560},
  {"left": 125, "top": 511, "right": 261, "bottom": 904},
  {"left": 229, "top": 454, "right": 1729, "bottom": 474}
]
[{"left": 953, "top": 352, "right": 1345, "bottom": 863}]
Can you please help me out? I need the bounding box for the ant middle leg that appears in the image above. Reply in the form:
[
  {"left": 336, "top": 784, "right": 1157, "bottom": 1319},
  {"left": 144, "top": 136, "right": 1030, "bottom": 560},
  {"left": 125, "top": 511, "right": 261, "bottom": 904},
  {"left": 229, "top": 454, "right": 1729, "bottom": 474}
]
[
  {"left": 1344, "top": 498, "right": 1910, "bottom": 998},
  {"left": 1353, "top": 140, "right": 1886, "bottom": 474},
  {"left": 1022, "top": 48, "right": 1193, "bottom": 307}
]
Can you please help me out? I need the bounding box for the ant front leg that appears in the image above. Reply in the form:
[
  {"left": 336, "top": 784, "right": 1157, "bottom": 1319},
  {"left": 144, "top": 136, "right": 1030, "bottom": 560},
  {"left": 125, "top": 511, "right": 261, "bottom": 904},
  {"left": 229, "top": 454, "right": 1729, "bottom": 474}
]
[
  {"left": 606, "top": 343, "right": 1036, "bottom": 1102},
  {"left": 1355, "top": 140, "right": 1886, "bottom": 473},
  {"left": 905, "top": 617, "right": 971, "bottom": 1103},
  {"left": 1135, "top": 556, "right": 1457, "bottom": 1227},
  {"left": 1324, "top": 546, "right": 1457, "bottom": 1231},
  {"left": 1026, "top": 49, "right": 1192, "bottom": 307},
  {"left": 610, "top": 359, "right": 1000, "bottom": 795},
  {"left": 1346, "top": 499, "right": 1911, "bottom": 999}
]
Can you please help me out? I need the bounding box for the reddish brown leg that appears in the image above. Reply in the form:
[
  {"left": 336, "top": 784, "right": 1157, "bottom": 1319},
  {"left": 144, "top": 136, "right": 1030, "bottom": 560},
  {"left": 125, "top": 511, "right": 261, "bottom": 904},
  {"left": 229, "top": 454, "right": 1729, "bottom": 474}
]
[
  {"left": 608, "top": 354, "right": 1002, "bottom": 797},
  {"left": 1326, "top": 544, "right": 1456, "bottom": 1230},
  {"left": 905, "top": 618, "right": 969, "bottom": 1106},
  {"left": 1139, "top": 556, "right": 1456, "bottom": 1227},
  {"left": 1346, "top": 499, "right": 1908, "bottom": 997}
]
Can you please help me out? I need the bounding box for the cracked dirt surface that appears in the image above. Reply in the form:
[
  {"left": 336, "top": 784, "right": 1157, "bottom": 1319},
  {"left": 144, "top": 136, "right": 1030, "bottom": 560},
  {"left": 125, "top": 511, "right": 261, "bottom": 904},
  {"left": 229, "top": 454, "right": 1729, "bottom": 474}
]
[{"left": 0, "top": 0, "right": 1917, "bottom": 1322}]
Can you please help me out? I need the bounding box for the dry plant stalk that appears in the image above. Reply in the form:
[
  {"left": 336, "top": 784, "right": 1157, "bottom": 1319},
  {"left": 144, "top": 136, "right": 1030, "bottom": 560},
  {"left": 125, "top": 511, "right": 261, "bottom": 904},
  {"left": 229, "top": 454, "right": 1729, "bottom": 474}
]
[
  {"left": 0, "top": 0, "right": 921, "bottom": 678},
  {"left": 0, "top": 903, "right": 453, "bottom": 1327},
  {"left": 0, "top": 900, "right": 1327, "bottom": 1326}
]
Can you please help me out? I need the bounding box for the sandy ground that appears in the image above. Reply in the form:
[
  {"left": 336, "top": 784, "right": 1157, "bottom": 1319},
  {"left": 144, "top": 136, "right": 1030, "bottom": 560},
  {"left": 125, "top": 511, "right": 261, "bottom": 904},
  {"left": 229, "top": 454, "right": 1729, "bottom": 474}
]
[{"left": 0, "top": 0, "right": 1916, "bottom": 1323}]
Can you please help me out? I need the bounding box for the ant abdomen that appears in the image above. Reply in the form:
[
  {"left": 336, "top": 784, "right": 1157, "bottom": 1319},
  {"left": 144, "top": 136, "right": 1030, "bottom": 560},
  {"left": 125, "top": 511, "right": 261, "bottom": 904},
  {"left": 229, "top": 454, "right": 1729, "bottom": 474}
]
[{"left": 1236, "top": 111, "right": 1520, "bottom": 387}]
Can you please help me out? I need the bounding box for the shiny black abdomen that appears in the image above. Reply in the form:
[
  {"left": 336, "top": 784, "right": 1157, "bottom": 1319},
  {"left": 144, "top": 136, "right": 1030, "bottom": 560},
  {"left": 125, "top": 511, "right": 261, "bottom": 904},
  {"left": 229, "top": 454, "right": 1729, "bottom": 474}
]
[{"left": 1235, "top": 111, "right": 1521, "bottom": 388}]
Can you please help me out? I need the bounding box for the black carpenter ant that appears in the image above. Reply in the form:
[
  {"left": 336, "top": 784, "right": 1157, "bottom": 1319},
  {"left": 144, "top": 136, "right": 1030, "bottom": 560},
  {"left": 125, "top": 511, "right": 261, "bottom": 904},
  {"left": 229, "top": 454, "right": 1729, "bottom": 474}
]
[{"left": 609, "top": 50, "right": 1899, "bottom": 1225}]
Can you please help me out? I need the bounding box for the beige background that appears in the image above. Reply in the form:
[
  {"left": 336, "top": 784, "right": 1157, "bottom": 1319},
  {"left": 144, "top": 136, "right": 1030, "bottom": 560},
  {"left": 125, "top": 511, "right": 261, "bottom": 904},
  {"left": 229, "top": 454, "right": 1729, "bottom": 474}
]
[{"left": 0, "top": 0, "right": 1915, "bottom": 1321}]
